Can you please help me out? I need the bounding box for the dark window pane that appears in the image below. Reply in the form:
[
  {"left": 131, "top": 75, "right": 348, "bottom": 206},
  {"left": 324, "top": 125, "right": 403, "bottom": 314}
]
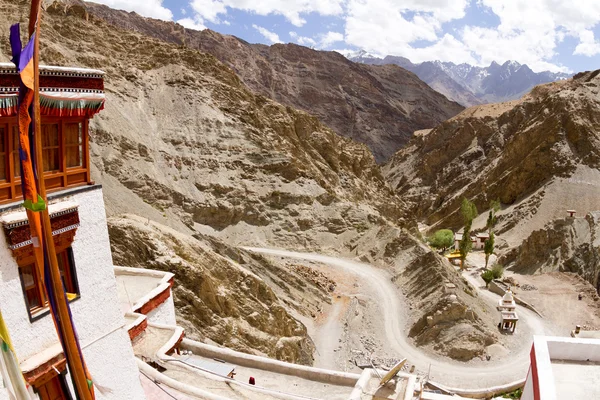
[
  {"left": 42, "top": 124, "right": 59, "bottom": 146},
  {"left": 0, "top": 127, "right": 5, "bottom": 180},
  {"left": 20, "top": 264, "right": 42, "bottom": 309},
  {"left": 65, "top": 124, "right": 83, "bottom": 168},
  {"left": 13, "top": 126, "right": 20, "bottom": 178},
  {"left": 66, "top": 146, "right": 81, "bottom": 168},
  {"left": 57, "top": 249, "right": 77, "bottom": 294},
  {"left": 42, "top": 124, "right": 60, "bottom": 172},
  {"left": 64, "top": 123, "right": 81, "bottom": 145},
  {"left": 0, "top": 155, "right": 5, "bottom": 181},
  {"left": 43, "top": 149, "right": 60, "bottom": 171}
]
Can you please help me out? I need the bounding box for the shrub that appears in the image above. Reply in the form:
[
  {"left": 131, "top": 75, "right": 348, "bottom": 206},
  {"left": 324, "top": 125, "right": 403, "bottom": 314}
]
[
  {"left": 481, "top": 270, "right": 494, "bottom": 287},
  {"left": 491, "top": 264, "right": 504, "bottom": 279},
  {"left": 428, "top": 229, "right": 454, "bottom": 251}
]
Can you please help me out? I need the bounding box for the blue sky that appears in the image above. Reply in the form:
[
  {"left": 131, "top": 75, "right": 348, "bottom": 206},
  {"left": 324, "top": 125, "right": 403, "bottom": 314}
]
[{"left": 95, "top": 1, "right": 600, "bottom": 74}]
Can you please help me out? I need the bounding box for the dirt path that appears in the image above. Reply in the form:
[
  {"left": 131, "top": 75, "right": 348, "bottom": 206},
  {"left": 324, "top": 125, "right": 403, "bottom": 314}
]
[
  {"left": 313, "top": 299, "right": 345, "bottom": 370},
  {"left": 244, "top": 247, "right": 548, "bottom": 389}
]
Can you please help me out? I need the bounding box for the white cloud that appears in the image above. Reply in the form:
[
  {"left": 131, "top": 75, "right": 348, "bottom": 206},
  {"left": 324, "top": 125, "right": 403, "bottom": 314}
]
[
  {"left": 189, "top": 0, "right": 228, "bottom": 23},
  {"left": 177, "top": 17, "right": 206, "bottom": 31},
  {"left": 185, "top": 0, "right": 344, "bottom": 27},
  {"left": 574, "top": 30, "right": 600, "bottom": 57},
  {"left": 341, "top": 0, "right": 600, "bottom": 72},
  {"left": 253, "top": 24, "right": 283, "bottom": 44},
  {"left": 90, "top": 0, "right": 173, "bottom": 20},
  {"left": 290, "top": 32, "right": 317, "bottom": 47},
  {"left": 344, "top": 0, "right": 467, "bottom": 57},
  {"left": 181, "top": 8, "right": 187, "bottom": 15},
  {"left": 319, "top": 31, "right": 344, "bottom": 48}
]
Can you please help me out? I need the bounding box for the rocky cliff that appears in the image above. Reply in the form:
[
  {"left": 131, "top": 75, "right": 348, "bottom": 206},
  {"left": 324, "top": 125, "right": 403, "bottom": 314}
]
[
  {"left": 500, "top": 212, "right": 600, "bottom": 292},
  {"left": 59, "top": 0, "right": 464, "bottom": 163},
  {"left": 109, "top": 215, "right": 321, "bottom": 364},
  {"left": 385, "top": 70, "right": 600, "bottom": 235}
]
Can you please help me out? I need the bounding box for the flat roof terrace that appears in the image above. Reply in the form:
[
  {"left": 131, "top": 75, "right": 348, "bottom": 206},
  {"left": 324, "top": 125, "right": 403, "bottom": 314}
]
[
  {"left": 114, "top": 266, "right": 174, "bottom": 314},
  {"left": 551, "top": 359, "right": 600, "bottom": 399}
]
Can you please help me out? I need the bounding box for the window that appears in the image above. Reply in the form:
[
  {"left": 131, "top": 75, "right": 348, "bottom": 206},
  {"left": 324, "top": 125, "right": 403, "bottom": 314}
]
[
  {"left": 0, "top": 117, "right": 92, "bottom": 204},
  {"left": 0, "top": 126, "right": 6, "bottom": 181},
  {"left": 35, "top": 371, "right": 72, "bottom": 400},
  {"left": 64, "top": 123, "right": 82, "bottom": 168},
  {"left": 13, "top": 126, "right": 20, "bottom": 178},
  {"left": 19, "top": 247, "right": 80, "bottom": 318},
  {"left": 42, "top": 124, "right": 60, "bottom": 172}
]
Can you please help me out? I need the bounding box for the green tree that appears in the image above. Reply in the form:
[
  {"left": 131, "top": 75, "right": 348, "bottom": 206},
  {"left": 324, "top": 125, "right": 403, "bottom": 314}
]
[
  {"left": 486, "top": 199, "right": 501, "bottom": 232},
  {"left": 481, "top": 270, "right": 494, "bottom": 288},
  {"left": 462, "top": 198, "right": 478, "bottom": 223},
  {"left": 484, "top": 232, "right": 495, "bottom": 268},
  {"left": 459, "top": 198, "right": 478, "bottom": 268},
  {"left": 491, "top": 264, "right": 504, "bottom": 279},
  {"left": 428, "top": 229, "right": 454, "bottom": 252}
]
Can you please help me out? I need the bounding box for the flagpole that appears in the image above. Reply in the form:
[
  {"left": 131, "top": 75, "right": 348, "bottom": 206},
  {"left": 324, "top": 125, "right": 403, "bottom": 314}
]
[{"left": 28, "top": 2, "right": 94, "bottom": 399}]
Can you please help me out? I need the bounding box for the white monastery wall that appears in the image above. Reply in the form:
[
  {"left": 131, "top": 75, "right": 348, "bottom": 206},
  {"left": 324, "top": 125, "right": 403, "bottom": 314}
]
[
  {"left": 0, "top": 187, "right": 145, "bottom": 400},
  {"left": 146, "top": 294, "right": 177, "bottom": 326}
]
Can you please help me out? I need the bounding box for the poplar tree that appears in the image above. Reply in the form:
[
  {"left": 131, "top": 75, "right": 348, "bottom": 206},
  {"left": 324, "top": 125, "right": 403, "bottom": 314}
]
[{"left": 459, "top": 198, "right": 478, "bottom": 269}]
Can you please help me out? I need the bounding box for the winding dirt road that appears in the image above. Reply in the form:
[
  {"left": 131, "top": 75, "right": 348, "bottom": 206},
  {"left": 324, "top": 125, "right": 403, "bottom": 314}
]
[{"left": 243, "top": 247, "right": 547, "bottom": 390}]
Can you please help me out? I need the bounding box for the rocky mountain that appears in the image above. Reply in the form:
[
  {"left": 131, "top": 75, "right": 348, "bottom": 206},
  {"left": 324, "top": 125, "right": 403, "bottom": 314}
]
[
  {"left": 0, "top": 0, "right": 497, "bottom": 363},
  {"left": 351, "top": 52, "right": 571, "bottom": 107},
  {"left": 384, "top": 70, "right": 600, "bottom": 289},
  {"left": 499, "top": 212, "right": 600, "bottom": 293},
  {"left": 61, "top": 1, "right": 464, "bottom": 163}
]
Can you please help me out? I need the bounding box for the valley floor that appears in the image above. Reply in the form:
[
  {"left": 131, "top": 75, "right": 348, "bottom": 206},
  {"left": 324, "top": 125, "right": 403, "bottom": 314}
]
[
  {"left": 242, "top": 247, "right": 598, "bottom": 390},
  {"left": 244, "top": 248, "right": 530, "bottom": 388}
]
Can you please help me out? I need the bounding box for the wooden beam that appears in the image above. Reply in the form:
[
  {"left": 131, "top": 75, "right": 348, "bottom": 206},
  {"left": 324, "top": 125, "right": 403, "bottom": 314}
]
[{"left": 29, "top": 2, "right": 94, "bottom": 399}]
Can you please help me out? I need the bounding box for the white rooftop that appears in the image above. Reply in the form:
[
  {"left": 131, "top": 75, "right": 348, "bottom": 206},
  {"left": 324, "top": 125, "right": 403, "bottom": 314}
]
[
  {"left": 551, "top": 360, "right": 600, "bottom": 400},
  {"left": 0, "top": 62, "right": 105, "bottom": 75}
]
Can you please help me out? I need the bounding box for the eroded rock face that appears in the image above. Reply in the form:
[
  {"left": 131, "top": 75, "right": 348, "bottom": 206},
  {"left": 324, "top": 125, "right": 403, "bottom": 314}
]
[
  {"left": 108, "top": 216, "right": 318, "bottom": 364},
  {"left": 393, "top": 249, "right": 496, "bottom": 361},
  {"left": 385, "top": 70, "right": 600, "bottom": 231},
  {"left": 501, "top": 212, "right": 600, "bottom": 291}
]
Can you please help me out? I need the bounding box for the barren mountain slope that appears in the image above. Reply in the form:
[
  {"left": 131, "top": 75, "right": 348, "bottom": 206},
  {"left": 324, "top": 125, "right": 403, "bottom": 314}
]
[
  {"left": 109, "top": 215, "right": 326, "bottom": 364},
  {"left": 385, "top": 71, "right": 600, "bottom": 229},
  {"left": 61, "top": 0, "right": 464, "bottom": 162},
  {"left": 0, "top": 0, "right": 498, "bottom": 362},
  {"left": 385, "top": 70, "right": 600, "bottom": 288}
]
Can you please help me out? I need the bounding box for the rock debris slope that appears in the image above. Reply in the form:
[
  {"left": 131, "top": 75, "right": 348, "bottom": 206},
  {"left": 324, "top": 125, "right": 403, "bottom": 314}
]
[
  {"left": 62, "top": 0, "right": 464, "bottom": 162},
  {"left": 0, "top": 0, "right": 496, "bottom": 362},
  {"left": 385, "top": 70, "right": 600, "bottom": 288},
  {"left": 109, "top": 215, "right": 322, "bottom": 364}
]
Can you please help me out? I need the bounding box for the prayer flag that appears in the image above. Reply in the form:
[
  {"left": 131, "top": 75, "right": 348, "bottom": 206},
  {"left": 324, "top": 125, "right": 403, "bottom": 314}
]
[{"left": 0, "top": 311, "right": 33, "bottom": 400}]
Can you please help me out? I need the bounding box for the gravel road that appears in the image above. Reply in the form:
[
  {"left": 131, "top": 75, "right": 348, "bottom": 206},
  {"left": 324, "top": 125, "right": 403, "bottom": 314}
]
[{"left": 244, "top": 247, "right": 548, "bottom": 389}]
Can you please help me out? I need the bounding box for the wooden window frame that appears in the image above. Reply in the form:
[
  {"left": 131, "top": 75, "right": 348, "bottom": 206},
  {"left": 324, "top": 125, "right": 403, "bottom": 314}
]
[
  {"left": 0, "top": 116, "right": 91, "bottom": 204},
  {"left": 18, "top": 246, "right": 81, "bottom": 322},
  {"left": 33, "top": 365, "right": 73, "bottom": 400}
]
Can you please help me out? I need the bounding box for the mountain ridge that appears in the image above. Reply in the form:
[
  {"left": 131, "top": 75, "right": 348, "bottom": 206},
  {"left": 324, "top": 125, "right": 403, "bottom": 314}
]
[
  {"left": 48, "top": 0, "right": 464, "bottom": 163},
  {"left": 350, "top": 52, "right": 571, "bottom": 107}
]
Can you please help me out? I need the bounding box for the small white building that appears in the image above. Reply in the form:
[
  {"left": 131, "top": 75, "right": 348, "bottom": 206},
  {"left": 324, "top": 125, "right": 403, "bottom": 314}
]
[
  {"left": 522, "top": 336, "right": 600, "bottom": 400},
  {"left": 0, "top": 65, "right": 146, "bottom": 400},
  {"left": 475, "top": 232, "right": 489, "bottom": 250},
  {"left": 454, "top": 232, "right": 478, "bottom": 250},
  {"left": 497, "top": 289, "right": 517, "bottom": 312}
]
